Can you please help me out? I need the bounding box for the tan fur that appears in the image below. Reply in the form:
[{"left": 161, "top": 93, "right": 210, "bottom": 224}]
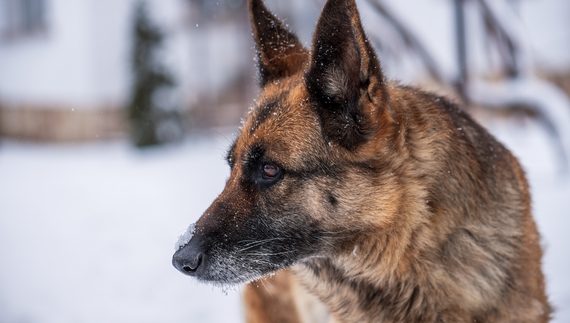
[
  {"left": 245, "top": 270, "right": 330, "bottom": 323},
  {"left": 172, "top": 0, "right": 551, "bottom": 321},
  {"left": 239, "top": 0, "right": 550, "bottom": 321},
  {"left": 240, "top": 77, "right": 550, "bottom": 321},
  {"left": 241, "top": 79, "right": 550, "bottom": 321},
  {"left": 244, "top": 270, "right": 303, "bottom": 323}
]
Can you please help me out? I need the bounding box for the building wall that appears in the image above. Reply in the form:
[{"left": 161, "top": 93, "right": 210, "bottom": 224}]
[
  {"left": 0, "top": 0, "right": 97, "bottom": 107},
  {"left": 0, "top": 106, "right": 124, "bottom": 141},
  {"left": 0, "top": 0, "right": 131, "bottom": 140},
  {"left": 0, "top": 0, "right": 254, "bottom": 140}
]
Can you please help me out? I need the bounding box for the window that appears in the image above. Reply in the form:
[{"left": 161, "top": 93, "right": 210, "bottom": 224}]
[{"left": 0, "top": 0, "right": 47, "bottom": 40}]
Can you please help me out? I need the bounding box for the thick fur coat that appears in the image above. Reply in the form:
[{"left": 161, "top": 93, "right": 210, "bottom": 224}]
[{"left": 173, "top": 0, "right": 551, "bottom": 322}]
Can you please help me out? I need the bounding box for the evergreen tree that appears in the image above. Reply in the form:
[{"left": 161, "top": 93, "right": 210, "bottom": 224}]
[{"left": 128, "top": 1, "right": 176, "bottom": 147}]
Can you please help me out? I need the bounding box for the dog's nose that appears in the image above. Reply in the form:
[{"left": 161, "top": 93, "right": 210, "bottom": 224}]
[{"left": 172, "top": 244, "right": 204, "bottom": 276}]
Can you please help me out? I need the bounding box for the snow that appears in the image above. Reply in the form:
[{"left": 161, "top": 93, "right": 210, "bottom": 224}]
[
  {"left": 0, "top": 121, "right": 569, "bottom": 322},
  {"left": 0, "top": 133, "right": 243, "bottom": 323},
  {"left": 175, "top": 222, "right": 196, "bottom": 251}
]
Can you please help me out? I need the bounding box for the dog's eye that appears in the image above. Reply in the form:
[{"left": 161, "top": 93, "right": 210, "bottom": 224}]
[{"left": 262, "top": 164, "right": 280, "bottom": 179}]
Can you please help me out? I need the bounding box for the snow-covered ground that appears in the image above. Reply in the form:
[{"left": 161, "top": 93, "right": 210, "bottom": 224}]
[{"left": 0, "top": 120, "right": 569, "bottom": 323}]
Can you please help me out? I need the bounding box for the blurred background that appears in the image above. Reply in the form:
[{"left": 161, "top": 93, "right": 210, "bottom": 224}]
[{"left": 0, "top": 0, "right": 569, "bottom": 322}]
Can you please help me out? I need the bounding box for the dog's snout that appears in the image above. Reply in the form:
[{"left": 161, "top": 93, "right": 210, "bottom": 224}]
[
  {"left": 172, "top": 244, "right": 205, "bottom": 276},
  {"left": 173, "top": 252, "right": 202, "bottom": 273}
]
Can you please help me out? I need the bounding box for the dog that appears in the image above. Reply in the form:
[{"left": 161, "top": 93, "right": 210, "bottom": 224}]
[{"left": 173, "top": 0, "right": 551, "bottom": 321}]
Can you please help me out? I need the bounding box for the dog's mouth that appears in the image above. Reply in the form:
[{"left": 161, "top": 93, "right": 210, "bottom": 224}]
[
  {"left": 173, "top": 251, "right": 281, "bottom": 285},
  {"left": 172, "top": 232, "right": 304, "bottom": 285},
  {"left": 172, "top": 204, "right": 326, "bottom": 284}
]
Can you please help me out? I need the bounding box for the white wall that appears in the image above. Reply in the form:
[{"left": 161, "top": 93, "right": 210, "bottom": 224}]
[
  {"left": 88, "top": 0, "right": 136, "bottom": 109},
  {"left": 0, "top": 0, "right": 190, "bottom": 110},
  {"left": 0, "top": 0, "right": 98, "bottom": 108}
]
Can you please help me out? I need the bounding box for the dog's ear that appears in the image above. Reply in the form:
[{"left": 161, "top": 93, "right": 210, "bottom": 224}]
[
  {"left": 249, "top": 0, "right": 309, "bottom": 87},
  {"left": 306, "top": 0, "right": 387, "bottom": 150}
]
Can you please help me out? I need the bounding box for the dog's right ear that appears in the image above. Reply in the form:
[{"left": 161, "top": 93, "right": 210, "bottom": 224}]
[{"left": 249, "top": 0, "right": 309, "bottom": 87}]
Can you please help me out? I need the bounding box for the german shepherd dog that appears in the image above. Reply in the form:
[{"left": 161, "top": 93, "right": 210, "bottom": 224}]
[{"left": 173, "top": 0, "right": 551, "bottom": 321}]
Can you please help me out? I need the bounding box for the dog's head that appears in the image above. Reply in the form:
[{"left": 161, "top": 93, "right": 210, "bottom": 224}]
[{"left": 173, "top": 0, "right": 398, "bottom": 285}]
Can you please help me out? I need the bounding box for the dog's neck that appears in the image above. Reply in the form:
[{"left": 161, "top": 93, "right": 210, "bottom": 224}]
[{"left": 293, "top": 257, "right": 437, "bottom": 323}]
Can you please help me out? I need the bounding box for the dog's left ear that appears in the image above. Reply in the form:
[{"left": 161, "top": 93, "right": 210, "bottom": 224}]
[
  {"left": 249, "top": 0, "right": 309, "bottom": 87},
  {"left": 306, "top": 0, "right": 387, "bottom": 150}
]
